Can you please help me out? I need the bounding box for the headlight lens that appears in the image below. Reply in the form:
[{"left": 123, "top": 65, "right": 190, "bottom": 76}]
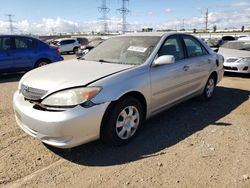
[
  {"left": 41, "top": 87, "right": 102, "bottom": 106},
  {"left": 241, "top": 57, "right": 250, "bottom": 62}
]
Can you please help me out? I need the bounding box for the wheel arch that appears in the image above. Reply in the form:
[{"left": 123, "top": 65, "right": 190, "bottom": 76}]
[
  {"left": 210, "top": 71, "right": 218, "bottom": 85},
  {"left": 34, "top": 58, "right": 52, "bottom": 68},
  {"left": 99, "top": 90, "right": 147, "bottom": 139}
]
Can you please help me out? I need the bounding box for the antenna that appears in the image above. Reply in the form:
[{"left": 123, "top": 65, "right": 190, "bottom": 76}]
[
  {"left": 117, "top": 0, "right": 130, "bottom": 34},
  {"left": 6, "top": 14, "right": 15, "bottom": 34},
  {"left": 205, "top": 8, "right": 208, "bottom": 32},
  {"left": 98, "top": 0, "right": 110, "bottom": 33}
]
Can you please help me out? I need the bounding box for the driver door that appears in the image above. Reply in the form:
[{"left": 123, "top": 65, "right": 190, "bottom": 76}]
[{"left": 150, "top": 35, "right": 190, "bottom": 113}]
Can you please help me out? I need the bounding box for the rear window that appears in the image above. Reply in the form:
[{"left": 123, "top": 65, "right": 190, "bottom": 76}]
[
  {"left": 0, "top": 37, "right": 12, "bottom": 50},
  {"left": 15, "top": 37, "right": 36, "bottom": 49},
  {"left": 221, "top": 41, "right": 250, "bottom": 51}
]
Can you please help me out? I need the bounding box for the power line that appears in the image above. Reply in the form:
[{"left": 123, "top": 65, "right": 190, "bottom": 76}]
[
  {"left": 117, "top": 0, "right": 130, "bottom": 34},
  {"left": 98, "top": 0, "right": 110, "bottom": 33},
  {"left": 6, "top": 14, "right": 15, "bottom": 34}
]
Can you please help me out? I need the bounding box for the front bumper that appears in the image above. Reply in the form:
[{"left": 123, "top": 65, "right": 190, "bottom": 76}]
[
  {"left": 224, "top": 62, "right": 250, "bottom": 74},
  {"left": 13, "top": 91, "right": 109, "bottom": 148}
]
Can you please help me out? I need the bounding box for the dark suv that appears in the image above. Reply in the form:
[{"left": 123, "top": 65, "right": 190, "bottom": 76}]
[{"left": 0, "top": 35, "right": 63, "bottom": 73}]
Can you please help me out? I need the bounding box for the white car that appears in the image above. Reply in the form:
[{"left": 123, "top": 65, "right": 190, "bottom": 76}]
[
  {"left": 238, "top": 37, "right": 250, "bottom": 41},
  {"left": 52, "top": 38, "right": 80, "bottom": 54},
  {"left": 218, "top": 40, "right": 250, "bottom": 74}
]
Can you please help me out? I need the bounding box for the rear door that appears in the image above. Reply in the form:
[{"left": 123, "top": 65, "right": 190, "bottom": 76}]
[
  {"left": 60, "top": 40, "right": 75, "bottom": 52},
  {"left": 0, "top": 36, "right": 14, "bottom": 72},
  {"left": 11, "top": 37, "right": 37, "bottom": 71},
  {"left": 181, "top": 35, "right": 211, "bottom": 92}
]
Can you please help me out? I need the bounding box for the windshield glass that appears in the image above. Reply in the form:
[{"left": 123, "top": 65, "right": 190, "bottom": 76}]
[
  {"left": 221, "top": 41, "right": 250, "bottom": 51},
  {"left": 83, "top": 36, "right": 160, "bottom": 65}
]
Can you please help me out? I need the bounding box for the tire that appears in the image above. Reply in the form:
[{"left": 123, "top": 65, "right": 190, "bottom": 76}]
[
  {"left": 203, "top": 75, "right": 216, "bottom": 101},
  {"left": 101, "top": 97, "right": 144, "bottom": 146},
  {"left": 35, "top": 59, "right": 50, "bottom": 68},
  {"left": 73, "top": 47, "right": 79, "bottom": 54}
]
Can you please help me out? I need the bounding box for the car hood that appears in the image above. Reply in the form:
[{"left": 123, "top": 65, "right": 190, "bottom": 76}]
[
  {"left": 218, "top": 47, "right": 250, "bottom": 58},
  {"left": 21, "top": 59, "right": 134, "bottom": 93}
]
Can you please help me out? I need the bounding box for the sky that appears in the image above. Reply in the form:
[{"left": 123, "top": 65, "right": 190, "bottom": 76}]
[{"left": 0, "top": 0, "right": 250, "bottom": 34}]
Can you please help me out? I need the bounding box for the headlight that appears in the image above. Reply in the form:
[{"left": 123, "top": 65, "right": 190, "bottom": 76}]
[
  {"left": 41, "top": 87, "right": 102, "bottom": 106},
  {"left": 241, "top": 57, "right": 250, "bottom": 62}
]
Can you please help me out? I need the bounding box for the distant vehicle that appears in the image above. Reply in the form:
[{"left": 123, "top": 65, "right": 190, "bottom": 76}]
[
  {"left": 218, "top": 36, "right": 236, "bottom": 46},
  {"left": 13, "top": 33, "right": 224, "bottom": 148},
  {"left": 0, "top": 35, "right": 63, "bottom": 74},
  {"left": 51, "top": 38, "right": 80, "bottom": 54},
  {"left": 75, "top": 37, "right": 89, "bottom": 46},
  {"left": 206, "top": 38, "right": 221, "bottom": 52},
  {"left": 76, "top": 39, "right": 104, "bottom": 59},
  {"left": 218, "top": 40, "right": 250, "bottom": 74}
]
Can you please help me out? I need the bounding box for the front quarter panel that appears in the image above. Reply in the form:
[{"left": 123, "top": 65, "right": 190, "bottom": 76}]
[{"left": 90, "top": 65, "right": 152, "bottom": 117}]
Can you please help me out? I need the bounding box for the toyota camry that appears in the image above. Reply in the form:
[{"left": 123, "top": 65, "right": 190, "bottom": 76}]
[{"left": 13, "top": 33, "right": 224, "bottom": 148}]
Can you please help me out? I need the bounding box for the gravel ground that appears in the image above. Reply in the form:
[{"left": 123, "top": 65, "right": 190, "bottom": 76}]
[{"left": 0, "top": 57, "right": 249, "bottom": 187}]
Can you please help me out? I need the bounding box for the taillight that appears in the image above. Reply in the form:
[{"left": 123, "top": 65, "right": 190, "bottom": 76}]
[{"left": 56, "top": 47, "right": 60, "bottom": 53}]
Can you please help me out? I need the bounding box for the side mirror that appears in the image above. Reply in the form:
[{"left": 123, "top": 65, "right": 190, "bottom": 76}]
[{"left": 153, "top": 55, "right": 175, "bottom": 66}]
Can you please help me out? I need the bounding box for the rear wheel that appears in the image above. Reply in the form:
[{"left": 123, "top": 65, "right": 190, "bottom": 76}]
[
  {"left": 203, "top": 75, "right": 216, "bottom": 100},
  {"left": 101, "top": 97, "right": 144, "bottom": 146},
  {"left": 73, "top": 47, "right": 79, "bottom": 54},
  {"left": 35, "top": 59, "right": 50, "bottom": 68}
]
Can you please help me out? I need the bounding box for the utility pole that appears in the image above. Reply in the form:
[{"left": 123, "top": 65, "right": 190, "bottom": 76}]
[
  {"left": 98, "top": 0, "right": 110, "bottom": 33},
  {"left": 205, "top": 8, "right": 208, "bottom": 32},
  {"left": 182, "top": 19, "right": 185, "bottom": 31},
  {"left": 6, "top": 14, "right": 15, "bottom": 34},
  {"left": 117, "top": 0, "right": 130, "bottom": 34}
]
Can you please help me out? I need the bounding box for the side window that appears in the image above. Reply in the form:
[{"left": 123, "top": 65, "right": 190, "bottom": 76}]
[
  {"left": 0, "top": 37, "right": 12, "bottom": 51},
  {"left": 69, "top": 40, "right": 76, "bottom": 44},
  {"left": 15, "top": 37, "right": 36, "bottom": 49},
  {"left": 158, "top": 36, "right": 184, "bottom": 61},
  {"left": 183, "top": 35, "right": 208, "bottom": 57},
  {"left": 62, "top": 40, "right": 75, "bottom": 45},
  {"left": 59, "top": 41, "right": 65, "bottom": 45}
]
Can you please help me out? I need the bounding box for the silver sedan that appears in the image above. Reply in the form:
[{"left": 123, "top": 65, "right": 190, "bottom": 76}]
[
  {"left": 13, "top": 33, "right": 224, "bottom": 148},
  {"left": 219, "top": 40, "right": 250, "bottom": 74}
]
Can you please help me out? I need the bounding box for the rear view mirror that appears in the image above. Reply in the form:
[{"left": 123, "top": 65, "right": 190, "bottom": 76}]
[{"left": 154, "top": 55, "right": 175, "bottom": 66}]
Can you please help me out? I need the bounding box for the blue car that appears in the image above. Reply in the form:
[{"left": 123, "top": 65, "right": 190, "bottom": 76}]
[{"left": 0, "top": 35, "right": 63, "bottom": 73}]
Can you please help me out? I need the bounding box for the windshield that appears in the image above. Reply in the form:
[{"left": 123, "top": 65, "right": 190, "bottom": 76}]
[
  {"left": 221, "top": 41, "right": 250, "bottom": 51},
  {"left": 83, "top": 36, "right": 160, "bottom": 65}
]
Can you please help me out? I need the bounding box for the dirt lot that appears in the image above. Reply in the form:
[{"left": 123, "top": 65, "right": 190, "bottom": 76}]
[{"left": 0, "top": 57, "right": 250, "bottom": 187}]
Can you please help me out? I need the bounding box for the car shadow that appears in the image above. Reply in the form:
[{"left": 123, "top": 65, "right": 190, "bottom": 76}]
[
  {"left": 0, "top": 73, "right": 24, "bottom": 83},
  {"left": 47, "top": 86, "right": 250, "bottom": 166}
]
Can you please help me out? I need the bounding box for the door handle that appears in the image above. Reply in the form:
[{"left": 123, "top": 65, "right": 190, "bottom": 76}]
[{"left": 183, "top": 65, "right": 190, "bottom": 71}]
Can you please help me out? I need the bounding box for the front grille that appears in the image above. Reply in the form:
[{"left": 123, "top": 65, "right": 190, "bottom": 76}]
[
  {"left": 224, "top": 66, "right": 238, "bottom": 71},
  {"left": 226, "top": 58, "right": 238, "bottom": 63},
  {"left": 21, "top": 84, "right": 48, "bottom": 100}
]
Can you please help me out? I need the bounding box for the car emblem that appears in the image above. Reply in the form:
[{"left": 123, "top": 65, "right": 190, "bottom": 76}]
[{"left": 23, "top": 85, "right": 30, "bottom": 93}]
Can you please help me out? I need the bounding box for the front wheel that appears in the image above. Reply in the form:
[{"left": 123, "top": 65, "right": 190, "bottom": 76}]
[
  {"left": 203, "top": 75, "right": 216, "bottom": 101},
  {"left": 101, "top": 97, "right": 144, "bottom": 146}
]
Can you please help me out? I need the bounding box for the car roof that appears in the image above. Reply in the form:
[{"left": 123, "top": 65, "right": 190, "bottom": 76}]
[
  {"left": 54, "top": 38, "right": 76, "bottom": 41},
  {"left": 122, "top": 32, "right": 173, "bottom": 37},
  {"left": 0, "top": 35, "right": 38, "bottom": 39}
]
